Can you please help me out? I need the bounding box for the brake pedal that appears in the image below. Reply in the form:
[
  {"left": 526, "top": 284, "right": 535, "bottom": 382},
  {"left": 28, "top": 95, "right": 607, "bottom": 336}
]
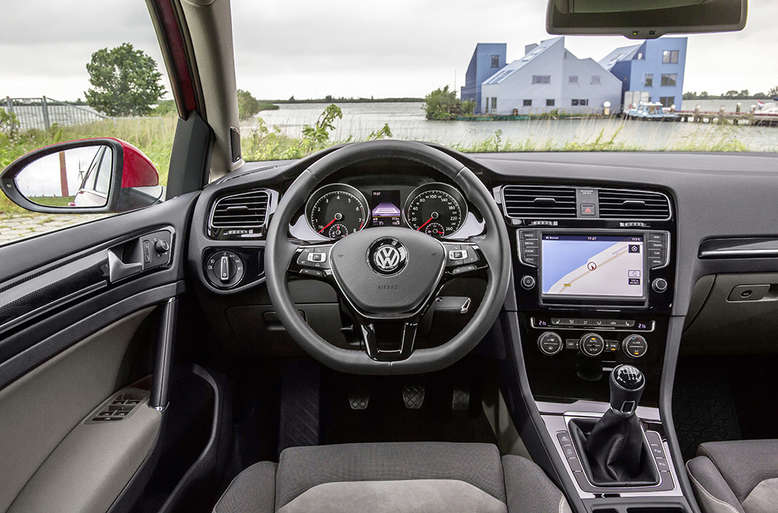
[
  {"left": 348, "top": 390, "right": 370, "bottom": 410},
  {"left": 451, "top": 386, "right": 470, "bottom": 412},
  {"left": 402, "top": 384, "right": 425, "bottom": 409}
]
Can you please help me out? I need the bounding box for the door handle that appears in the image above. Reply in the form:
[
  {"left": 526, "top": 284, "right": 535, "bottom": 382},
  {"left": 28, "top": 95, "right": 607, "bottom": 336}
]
[{"left": 107, "top": 248, "right": 143, "bottom": 283}]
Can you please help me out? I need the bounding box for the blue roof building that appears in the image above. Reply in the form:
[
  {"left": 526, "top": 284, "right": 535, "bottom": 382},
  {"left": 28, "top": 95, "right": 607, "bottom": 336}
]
[
  {"left": 460, "top": 43, "right": 507, "bottom": 114},
  {"left": 600, "top": 37, "right": 688, "bottom": 110}
]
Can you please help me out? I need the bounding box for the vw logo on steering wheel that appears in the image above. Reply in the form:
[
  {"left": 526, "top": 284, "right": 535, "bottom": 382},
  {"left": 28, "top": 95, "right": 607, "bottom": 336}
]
[{"left": 369, "top": 238, "right": 408, "bottom": 275}]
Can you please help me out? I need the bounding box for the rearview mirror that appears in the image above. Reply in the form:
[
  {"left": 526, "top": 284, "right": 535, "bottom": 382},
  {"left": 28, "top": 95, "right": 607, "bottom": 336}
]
[
  {"left": 547, "top": 0, "right": 747, "bottom": 39},
  {"left": 0, "top": 138, "right": 164, "bottom": 214}
]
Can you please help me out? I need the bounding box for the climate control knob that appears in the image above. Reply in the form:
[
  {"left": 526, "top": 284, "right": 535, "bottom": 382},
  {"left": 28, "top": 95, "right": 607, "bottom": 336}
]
[
  {"left": 579, "top": 333, "right": 605, "bottom": 357},
  {"left": 623, "top": 334, "right": 649, "bottom": 358},
  {"left": 537, "top": 331, "right": 563, "bottom": 356}
]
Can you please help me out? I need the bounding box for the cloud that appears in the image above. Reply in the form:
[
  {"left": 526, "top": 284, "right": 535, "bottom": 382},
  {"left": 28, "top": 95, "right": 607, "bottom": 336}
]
[{"left": 0, "top": 0, "right": 776, "bottom": 101}]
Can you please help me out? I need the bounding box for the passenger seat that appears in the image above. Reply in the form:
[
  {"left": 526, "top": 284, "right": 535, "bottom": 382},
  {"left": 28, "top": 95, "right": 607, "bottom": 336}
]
[{"left": 686, "top": 440, "right": 778, "bottom": 513}]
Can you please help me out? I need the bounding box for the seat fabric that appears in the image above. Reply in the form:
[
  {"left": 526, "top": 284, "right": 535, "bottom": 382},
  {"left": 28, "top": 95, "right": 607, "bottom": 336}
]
[
  {"left": 213, "top": 442, "right": 570, "bottom": 513},
  {"left": 686, "top": 440, "right": 778, "bottom": 513}
]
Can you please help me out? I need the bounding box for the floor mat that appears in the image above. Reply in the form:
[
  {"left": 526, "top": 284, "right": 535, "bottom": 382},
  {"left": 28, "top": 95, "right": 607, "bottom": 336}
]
[
  {"left": 673, "top": 355, "right": 778, "bottom": 460},
  {"left": 673, "top": 359, "right": 742, "bottom": 460}
]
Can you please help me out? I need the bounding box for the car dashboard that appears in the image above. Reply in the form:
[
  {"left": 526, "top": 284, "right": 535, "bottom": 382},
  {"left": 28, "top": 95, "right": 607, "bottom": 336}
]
[{"left": 187, "top": 148, "right": 778, "bottom": 397}]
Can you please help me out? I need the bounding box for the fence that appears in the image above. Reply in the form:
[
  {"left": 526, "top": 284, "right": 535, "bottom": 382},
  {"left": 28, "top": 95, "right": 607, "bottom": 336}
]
[{"left": 3, "top": 96, "right": 109, "bottom": 131}]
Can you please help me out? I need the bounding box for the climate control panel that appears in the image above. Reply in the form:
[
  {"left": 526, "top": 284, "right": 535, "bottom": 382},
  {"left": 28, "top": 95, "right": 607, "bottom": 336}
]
[{"left": 536, "top": 330, "right": 649, "bottom": 359}]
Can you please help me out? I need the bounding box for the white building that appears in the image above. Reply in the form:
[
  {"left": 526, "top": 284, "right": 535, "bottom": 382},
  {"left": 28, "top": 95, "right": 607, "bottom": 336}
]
[{"left": 480, "top": 37, "right": 622, "bottom": 115}]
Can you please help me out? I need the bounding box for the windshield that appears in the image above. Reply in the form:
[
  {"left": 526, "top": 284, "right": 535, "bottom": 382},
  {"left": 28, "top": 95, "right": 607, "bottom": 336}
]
[{"left": 232, "top": 1, "right": 777, "bottom": 159}]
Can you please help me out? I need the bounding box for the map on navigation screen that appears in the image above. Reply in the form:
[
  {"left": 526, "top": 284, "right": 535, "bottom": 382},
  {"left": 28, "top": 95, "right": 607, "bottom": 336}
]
[{"left": 541, "top": 235, "right": 644, "bottom": 298}]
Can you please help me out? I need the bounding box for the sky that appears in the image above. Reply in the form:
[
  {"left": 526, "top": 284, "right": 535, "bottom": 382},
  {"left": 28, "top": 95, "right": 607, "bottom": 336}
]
[
  {"left": 1, "top": 1, "right": 776, "bottom": 101},
  {"left": 15, "top": 146, "right": 103, "bottom": 197}
]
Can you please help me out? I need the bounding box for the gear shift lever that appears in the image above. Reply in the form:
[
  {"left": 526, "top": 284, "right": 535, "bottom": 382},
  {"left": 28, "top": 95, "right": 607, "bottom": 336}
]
[
  {"left": 609, "top": 364, "right": 645, "bottom": 415},
  {"left": 568, "top": 364, "right": 659, "bottom": 486}
]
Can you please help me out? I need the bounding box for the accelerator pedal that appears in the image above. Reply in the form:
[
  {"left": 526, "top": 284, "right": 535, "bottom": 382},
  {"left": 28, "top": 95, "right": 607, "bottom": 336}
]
[
  {"left": 402, "top": 384, "right": 426, "bottom": 410},
  {"left": 451, "top": 386, "right": 470, "bottom": 412}
]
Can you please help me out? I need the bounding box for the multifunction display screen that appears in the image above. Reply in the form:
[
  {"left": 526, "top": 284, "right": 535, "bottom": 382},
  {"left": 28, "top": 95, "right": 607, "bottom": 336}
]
[
  {"left": 369, "top": 190, "right": 402, "bottom": 227},
  {"left": 541, "top": 234, "right": 644, "bottom": 298}
]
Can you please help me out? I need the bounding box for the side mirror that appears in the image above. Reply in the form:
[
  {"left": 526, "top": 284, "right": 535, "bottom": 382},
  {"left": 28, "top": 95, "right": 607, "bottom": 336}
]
[{"left": 0, "top": 138, "right": 164, "bottom": 214}]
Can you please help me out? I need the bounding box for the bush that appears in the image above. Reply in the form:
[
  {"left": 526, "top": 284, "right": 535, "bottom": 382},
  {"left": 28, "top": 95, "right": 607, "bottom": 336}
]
[
  {"left": 237, "top": 90, "right": 279, "bottom": 120},
  {"left": 424, "top": 86, "right": 465, "bottom": 120}
]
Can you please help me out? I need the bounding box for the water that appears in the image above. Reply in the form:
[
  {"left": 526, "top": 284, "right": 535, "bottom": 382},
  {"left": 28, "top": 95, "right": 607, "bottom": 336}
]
[{"left": 250, "top": 101, "right": 777, "bottom": 152}]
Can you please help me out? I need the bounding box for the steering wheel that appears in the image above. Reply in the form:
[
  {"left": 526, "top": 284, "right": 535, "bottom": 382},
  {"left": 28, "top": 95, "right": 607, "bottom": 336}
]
[{"left": 265, "top": 141, "right": 511, "bottom": 374}]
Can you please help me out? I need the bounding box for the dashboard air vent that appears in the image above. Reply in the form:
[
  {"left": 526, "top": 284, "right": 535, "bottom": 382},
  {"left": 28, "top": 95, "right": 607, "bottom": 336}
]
[
  {"left": 598, "top": 189, "right": 671, "bottom": 220},
  {"left": 502, "top": 185, "right": 577, "bottom": 218},
  {"left": 210, "top": 189, "right": 270, "bottom": 229}
]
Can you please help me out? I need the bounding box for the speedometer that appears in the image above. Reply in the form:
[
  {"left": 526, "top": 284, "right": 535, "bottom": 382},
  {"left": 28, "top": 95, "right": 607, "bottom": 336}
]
[
  {"left": 305, "top": 183, "right": 369, "bottom": 239},
  {"left": 404, "top": 183, "right": 467, "bottom": 238}
]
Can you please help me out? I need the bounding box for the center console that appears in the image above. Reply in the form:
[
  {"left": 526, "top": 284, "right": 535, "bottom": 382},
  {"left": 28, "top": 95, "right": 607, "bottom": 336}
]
[{"left": 502, "top": 184, "right": 689, "bottom": 512}]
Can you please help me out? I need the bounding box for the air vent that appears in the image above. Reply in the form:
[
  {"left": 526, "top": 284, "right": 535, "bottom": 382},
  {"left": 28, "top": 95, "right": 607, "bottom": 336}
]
[
  {"left": 502, "top": 185, "right": 577, "bottom": 218},
  {"left": 599, "top": 189, "right": 671, "bottom": 220},
  {"left": 210, "top": 189, "right": 270, "bottom": 229}
]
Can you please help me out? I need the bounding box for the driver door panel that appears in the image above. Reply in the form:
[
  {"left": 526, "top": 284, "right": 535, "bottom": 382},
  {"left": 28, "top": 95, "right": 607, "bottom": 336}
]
[{"left": 0, "top": 192, "right": 198, "bottom": 512}]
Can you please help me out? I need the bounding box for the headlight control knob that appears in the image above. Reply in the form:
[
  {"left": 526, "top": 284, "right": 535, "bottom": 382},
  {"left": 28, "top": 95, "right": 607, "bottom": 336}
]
[{"left": 205, "top": 250, "right": 245, "bottom": 289}]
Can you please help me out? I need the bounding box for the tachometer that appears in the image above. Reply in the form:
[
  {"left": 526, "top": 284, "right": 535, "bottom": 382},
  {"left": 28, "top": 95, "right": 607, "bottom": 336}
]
[
  {"left": 305, "top": 183, "right": 369, "bottom": 239},
  {"left": 404, "top": 183, "right": 467, "bottom": 238}
]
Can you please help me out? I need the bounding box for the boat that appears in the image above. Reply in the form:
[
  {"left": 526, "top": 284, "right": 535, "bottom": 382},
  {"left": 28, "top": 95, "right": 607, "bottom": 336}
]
[{"left": 624, "top": 102, "right": 680, "bottom": 121}]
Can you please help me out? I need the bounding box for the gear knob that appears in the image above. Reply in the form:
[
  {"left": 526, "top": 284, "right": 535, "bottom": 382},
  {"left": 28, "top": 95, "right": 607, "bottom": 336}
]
[{"left": 609, "top": 364, "right": 645, "bottom": 416}]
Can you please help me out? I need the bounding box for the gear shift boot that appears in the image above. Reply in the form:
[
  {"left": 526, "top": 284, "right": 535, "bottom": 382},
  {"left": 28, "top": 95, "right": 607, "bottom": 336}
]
[
  {"left": 568, "top": 364, "right": 660, "bottom": 487},
  {"left": 569, "top": 414, "right": 660, "bottom": 487}
]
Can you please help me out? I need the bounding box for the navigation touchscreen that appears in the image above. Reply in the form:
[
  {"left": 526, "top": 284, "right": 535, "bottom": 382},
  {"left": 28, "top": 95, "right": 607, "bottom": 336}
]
[{"left": 540, "top": 234, "right": 645, "bottom": 298}]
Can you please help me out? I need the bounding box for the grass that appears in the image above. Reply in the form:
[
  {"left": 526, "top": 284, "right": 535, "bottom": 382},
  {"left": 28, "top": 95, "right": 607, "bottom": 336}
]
[
  {"left": 0, "top": 110, "right": 765, "bottom": 216},
  {"left": 29, "top": 196, "right": 76, "bottom": 207}
]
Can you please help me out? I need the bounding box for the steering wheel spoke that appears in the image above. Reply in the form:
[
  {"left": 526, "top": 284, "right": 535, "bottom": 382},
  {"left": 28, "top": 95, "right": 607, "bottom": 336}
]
[{"left": 357, "top": 318, "right": 420, "bottom": 362}]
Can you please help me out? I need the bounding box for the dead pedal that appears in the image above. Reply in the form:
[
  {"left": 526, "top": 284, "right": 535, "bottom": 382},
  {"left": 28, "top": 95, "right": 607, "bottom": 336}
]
[
  {"left": 348, "top": 391, "right": 370, "bottom": 410},
  {"left": 451, "top": 386, "right": 470, "bottom": 412},
  {"left": 402, "top": 384, "right": 425, "bottom": 409}
]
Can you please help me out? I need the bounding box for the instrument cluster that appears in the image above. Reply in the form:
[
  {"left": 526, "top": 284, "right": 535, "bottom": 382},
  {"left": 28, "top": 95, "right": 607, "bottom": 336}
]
[{"left": 303, "top": 181, "right": 470, "bottom": 240}]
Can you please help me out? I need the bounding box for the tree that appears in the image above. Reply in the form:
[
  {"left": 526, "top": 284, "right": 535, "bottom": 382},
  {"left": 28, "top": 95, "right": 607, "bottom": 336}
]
[
  {"left": 85, "top": 43, "right": 165, "bottom": 116},
  {"left": 237, "top": 89, "right": 261, "bottom": 120},
  {"left": 769, "top": 86, "right": 778, "bottom": 98},
  {"left": 424, "top": 85, "right": 464, "bottom": 120}
]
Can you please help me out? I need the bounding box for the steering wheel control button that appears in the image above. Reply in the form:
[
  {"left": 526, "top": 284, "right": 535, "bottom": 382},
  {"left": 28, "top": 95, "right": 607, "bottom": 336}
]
[
  {"left": 307, "top": 252, "right": 327, "bottom": 263},
  {"left": 623, "top": 334, "right": 649, "bottom": 358},
  {"left": 537, "top": 331, "right": 563, "bottom": 356},
  {"left": 579, "top": 333, "right": 605, "bottom": 357},
  {"left": 451, "top": 264, "right": 477, "bottom": 275},
  {"left": 448, "top": 249, "right": 468, "bottom": 261},
  {"left": 520, "top": 275, "right": 536, "bottom": 290},
  {"left": 369, "top": 238, "right": 408, "bottom": 275},
  {"left": 295, "top": 246, "right": 332, "bottom": 271},
  {"left": 651, "top": 277, "right": 669, "bottom": 293},
  {"left": 205, "top": 250, "right": 245, "bottom": 289}
]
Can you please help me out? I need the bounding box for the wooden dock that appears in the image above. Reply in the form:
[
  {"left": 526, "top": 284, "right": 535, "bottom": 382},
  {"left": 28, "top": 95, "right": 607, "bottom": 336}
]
[{"left": 674, "top": 108, "right": 778, "bottom": 127}]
